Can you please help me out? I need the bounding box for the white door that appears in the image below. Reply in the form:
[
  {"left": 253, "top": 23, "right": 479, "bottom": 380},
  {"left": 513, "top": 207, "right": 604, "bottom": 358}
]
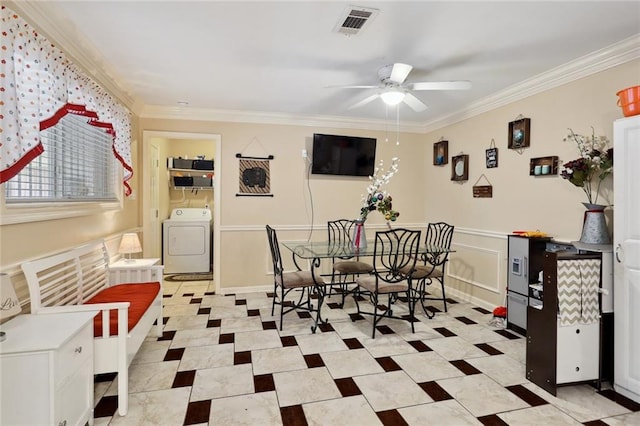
[
  {"left": 613, "top": 115, "right": 640, "bottom": 403},
  {"left": 148, "top": 144, "right": 161, "bottom": 258}
]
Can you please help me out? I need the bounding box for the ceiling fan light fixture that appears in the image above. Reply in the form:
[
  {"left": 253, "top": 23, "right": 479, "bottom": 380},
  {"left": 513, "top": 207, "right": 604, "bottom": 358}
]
[{"left": 380, "top": 90, "right": 405, "bottom": 106}]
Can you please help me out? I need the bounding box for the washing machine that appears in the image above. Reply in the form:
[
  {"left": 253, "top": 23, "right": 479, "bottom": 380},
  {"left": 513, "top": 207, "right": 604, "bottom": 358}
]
[{"left": 163, "top": 208, "right": 212, "bottom": 274}]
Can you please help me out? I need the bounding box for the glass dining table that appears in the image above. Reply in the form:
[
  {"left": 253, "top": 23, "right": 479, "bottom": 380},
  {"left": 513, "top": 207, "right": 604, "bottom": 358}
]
[{"left": 281, "top": 240, "right": 454, "bottom": 332}]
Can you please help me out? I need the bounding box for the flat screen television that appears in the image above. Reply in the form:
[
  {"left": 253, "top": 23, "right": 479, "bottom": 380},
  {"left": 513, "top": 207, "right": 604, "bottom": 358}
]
[{"left": 311, "top": 133, "right": 376, "bottom": 176}]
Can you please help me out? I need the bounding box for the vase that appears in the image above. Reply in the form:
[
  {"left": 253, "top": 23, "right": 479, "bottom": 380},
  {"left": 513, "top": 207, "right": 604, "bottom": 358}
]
[
  {"left": 580, "top": 203, "right": 610, "bottom": 244},
  {"left": 352, "top": 220, "right": 367, "bottom": 250}
]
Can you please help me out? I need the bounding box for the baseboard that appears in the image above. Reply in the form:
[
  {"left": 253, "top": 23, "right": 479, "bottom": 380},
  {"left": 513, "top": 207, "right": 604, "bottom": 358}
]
[{"left": 219, "top": 284, "right": 272, "bottom": 295}]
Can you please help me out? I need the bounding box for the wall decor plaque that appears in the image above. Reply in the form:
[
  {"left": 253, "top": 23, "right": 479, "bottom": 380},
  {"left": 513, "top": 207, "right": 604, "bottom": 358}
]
[
  {"left": 433, "top": 140, "right": 448, "bottom": 166},
  {"left": 486, "top": 139, "right": 498, "bottom": 168},
  {"left": 508, "top": 117, "right": 531, "bottom": 150},
  {"left": 451, "top": 154, "right": 469, "bottom": 182}
]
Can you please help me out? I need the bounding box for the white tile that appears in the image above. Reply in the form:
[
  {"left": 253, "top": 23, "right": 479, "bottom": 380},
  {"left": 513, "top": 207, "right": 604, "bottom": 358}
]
[
  {"left": 163, "top": 314, "right": 209, "bottom": 332},
  {"left": 178, "top": 343, "right": 234, "bottom": 371},
  {"left": 426, "top": 336, "right": 487, "bottom": 361},
  {"left": 353, "top": 370, "right": 432, "bottom": 411},
  {"left": 131, "top": 340, "right": 171, "bottom": 365},
  {"left": 359, "top": 334, "right": 418, "bottom": 357},
  {"left": 437, "top": 374, "right": 528, "bottom": 417},
  {"left": 273, "top": 367, "right": 341, "bottom": 407},
  {"left": 465, "top": 354, "right": 527, "bottom": 386},
  {"left": 191, "top": 364, "right": 254, "bottom": 401},
  {"left": 170, "top": 327, "right": 220, "bottom": 348},
  {"left": 601, "top": 411, "right": 640, "bottom": 425},
  {"left": 498, "top": 404, "right": 582, "bottom": 425},
  {"left": 251, "top": 346, "right": 307, "bottom": 375},
  {"left": 321, "top": 348, "right": 384, "bottom": 379},
  {"left": 106, "top": 360, "right": 179, "bottom": 396},
  {"left": 303, "top": 395, "right": 382, "bottom": 426},
  {"left": 234, "top": 329, "right": 282, "bottom": 351},
  {"left": 219, "top": 317, "right": 264, "bottom": 334},
  {"left": 392, "top": 351, "right": 464, "bottom": 383},
  {"left": 295, "top": 332, "right": 348, "bottom": 354},
  {"left": 208, "top": 391, "right": 282, "bottom": 425},
  {"left": 399, "top": 399, "right": 482, "bottom": 426},
  {"left": 162, "top": 303, "right": 200, "bottom": 317},
  {"left": 108, "top": 387, "right": 191, "bottom": 426}
]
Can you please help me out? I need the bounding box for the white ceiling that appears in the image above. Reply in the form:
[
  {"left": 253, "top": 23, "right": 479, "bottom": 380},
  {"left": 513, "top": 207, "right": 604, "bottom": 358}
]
[{"left": 13, "top": 1, "right": 640, "bottom": 128}]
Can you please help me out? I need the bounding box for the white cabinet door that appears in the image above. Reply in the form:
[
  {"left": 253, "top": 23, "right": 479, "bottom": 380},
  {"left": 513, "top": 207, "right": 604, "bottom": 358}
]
[{"left": 613, "top": 115, "right": 640, "bottom": 403}]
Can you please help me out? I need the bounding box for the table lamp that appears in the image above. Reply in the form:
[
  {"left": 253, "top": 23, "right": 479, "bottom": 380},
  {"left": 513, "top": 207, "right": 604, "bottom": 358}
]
[
  {"left": 1, "top": 273, "right": 22, "bottom": 342},
  {"left": 119, "top": 233, "right": 142, "bottom": 263}
]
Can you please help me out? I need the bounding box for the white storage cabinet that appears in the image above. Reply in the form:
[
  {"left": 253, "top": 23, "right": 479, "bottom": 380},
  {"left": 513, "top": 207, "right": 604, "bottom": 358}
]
[{"left": 0, "top": 312, "right": 96, "bottom": 426}]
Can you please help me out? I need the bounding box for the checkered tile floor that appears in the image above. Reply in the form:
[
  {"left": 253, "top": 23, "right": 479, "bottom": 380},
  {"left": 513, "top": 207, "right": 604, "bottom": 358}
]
[{"left": 92, "top": 279, "right": 640, "bottom": 425}]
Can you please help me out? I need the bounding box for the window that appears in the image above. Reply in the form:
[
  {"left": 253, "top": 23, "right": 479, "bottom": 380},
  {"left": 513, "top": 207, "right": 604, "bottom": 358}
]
[{"left": 5, "top": 114, "right": 118, "bottom": 203}]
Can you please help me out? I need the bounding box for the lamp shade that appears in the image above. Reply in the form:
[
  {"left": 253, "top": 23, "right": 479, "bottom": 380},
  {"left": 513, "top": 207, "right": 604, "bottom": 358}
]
[
  {"left": 380, "top": 89, "right": 405, "bottom": 106},
  {"left": 119, "top": 233, "right": 142, "bottom": 255}
]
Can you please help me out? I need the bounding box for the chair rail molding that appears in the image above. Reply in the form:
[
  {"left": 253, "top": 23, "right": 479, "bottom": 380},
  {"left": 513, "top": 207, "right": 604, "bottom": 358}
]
[{"left": 448, "top": 242, "right": 502, "bottom": 295}]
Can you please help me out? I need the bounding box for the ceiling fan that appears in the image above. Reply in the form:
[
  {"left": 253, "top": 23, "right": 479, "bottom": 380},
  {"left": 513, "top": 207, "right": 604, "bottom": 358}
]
[{"left": 328, "top": 63, "right": 471, "bottom": 112}]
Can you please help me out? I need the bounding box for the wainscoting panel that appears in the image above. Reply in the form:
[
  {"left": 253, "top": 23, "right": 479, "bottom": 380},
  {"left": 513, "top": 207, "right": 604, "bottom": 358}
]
[{"left": 448, "top": 242, "right": 502, "bottom": 294}]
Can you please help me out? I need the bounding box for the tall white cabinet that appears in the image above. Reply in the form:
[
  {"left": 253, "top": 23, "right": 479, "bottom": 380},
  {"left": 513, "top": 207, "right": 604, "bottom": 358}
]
[{"left": 613, "top": 115, "right": 640, "bottom": 403}]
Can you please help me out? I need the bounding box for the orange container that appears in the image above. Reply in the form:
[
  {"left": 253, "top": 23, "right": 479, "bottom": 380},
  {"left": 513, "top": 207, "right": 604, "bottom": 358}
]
[{"left": 616, "top": 86, "right": 640, "bottom": 117}]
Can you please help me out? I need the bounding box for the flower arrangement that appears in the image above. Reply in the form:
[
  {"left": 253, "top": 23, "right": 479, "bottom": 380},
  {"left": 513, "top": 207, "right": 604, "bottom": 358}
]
[
  {"left": 560, "top": 128, "right": 613, "bottom": 205},
  {"left": 359, "top": 157, "right": 400, "bottom": 222}
]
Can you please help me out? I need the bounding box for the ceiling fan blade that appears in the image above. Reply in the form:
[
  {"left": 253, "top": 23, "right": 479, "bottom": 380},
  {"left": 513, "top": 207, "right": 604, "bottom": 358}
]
[
  {"left": 403, "top": 93, "right": 428, "bottom": 112},
  {"left": 389, "top": 63, "right": 413, "bottom": 84},
  {"left": 325, "top": 85, "right": 379, "bottom": 89},
  {"left": 411, "top": 80, "right": 472, "bottom": 91},
  {"left": 348, "top": 94, "right": 379, "bottom": 110}
]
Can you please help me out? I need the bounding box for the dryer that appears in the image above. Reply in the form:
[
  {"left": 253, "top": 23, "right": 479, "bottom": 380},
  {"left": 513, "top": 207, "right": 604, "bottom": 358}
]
[{"left": 163, "top": 208, "right": 212, "bottom": 274}]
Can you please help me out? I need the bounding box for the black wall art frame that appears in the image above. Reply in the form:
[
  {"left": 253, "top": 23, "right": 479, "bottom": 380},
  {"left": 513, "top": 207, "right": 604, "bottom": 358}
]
[
  {"left": 433, "top": 140, "right": 448, "bottom": 166},
  {"left": 451, "top": 154, "right": 469, "bottom": 182},
  {"left": 508, "top": 117, "right": 531, "bottom": 149}
]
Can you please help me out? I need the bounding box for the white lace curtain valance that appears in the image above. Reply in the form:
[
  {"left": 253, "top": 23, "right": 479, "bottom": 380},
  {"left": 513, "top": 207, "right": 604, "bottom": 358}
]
[{"left": 0, "top": 5, "right": 133, "bottom": 195}]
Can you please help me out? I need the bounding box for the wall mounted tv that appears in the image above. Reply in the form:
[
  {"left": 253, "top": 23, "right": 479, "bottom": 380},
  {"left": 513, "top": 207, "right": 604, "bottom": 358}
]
[{"left": 311, "top": 133, "right": 376, "bottom": 177}]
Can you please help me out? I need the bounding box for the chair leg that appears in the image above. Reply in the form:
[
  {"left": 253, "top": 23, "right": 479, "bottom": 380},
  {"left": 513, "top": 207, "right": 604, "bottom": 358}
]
[
  {"left": 279, "top": 285, "right": 285, "bottom": 331},
  {"left": 407, "top": 288, "right": 416, "bottom": 333},
  {"left": 371, "top": 293, "right": 378, "bottom": 339},
  {"left": 271, "top": 283, "right": 277, "bottom": 316},
  {"left": 439, "top": 278, "right": 448, "bottom": 312}
]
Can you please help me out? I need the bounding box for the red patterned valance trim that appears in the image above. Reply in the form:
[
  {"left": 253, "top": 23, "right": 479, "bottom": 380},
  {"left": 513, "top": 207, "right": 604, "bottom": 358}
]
[{"left": 0, "top": 143, "right": 44, "bottom": 183}]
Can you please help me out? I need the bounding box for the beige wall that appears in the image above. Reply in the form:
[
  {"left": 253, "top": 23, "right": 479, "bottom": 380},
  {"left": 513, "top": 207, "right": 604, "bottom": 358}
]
[{"left": 424, "top": 59, "right": 639, "bottom": 308}]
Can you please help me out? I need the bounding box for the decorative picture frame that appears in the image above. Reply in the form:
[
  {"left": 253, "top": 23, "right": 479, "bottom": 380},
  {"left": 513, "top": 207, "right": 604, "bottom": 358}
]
[
  {"left": 433, "top": 140, "right": 448, "bottom": 166},
  {"left": 508, "top": 117, "right": 531, "bottom": 149},
  {"left": 486, "top": 148, "right": 498, "bottom": 168},
  {"left": 451, "top": 154, "right": 469, "bottom": 181}
]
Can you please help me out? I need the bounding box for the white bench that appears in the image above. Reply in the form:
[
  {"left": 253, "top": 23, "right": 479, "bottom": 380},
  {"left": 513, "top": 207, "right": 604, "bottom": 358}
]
[{"left": 21, "top": 239, "right": 164, "bottom": 416}]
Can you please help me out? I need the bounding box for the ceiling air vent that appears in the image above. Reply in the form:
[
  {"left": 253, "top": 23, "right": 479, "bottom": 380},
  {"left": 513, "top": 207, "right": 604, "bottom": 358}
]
[{"left": 334, "top": 6, "right": 379, "bottom": 36}]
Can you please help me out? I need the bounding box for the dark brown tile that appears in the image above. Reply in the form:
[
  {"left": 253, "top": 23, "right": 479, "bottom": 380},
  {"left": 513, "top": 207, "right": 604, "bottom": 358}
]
[
  {"left": 94, "top": 372, "right": 118, "bottom": 383},
  {"left": 376, "top": 356, "right": 402, "bottom": 372},
  {"left": 418, "top": 381, "right": 453, "bottom": 401},
  {"left": 334, "top": 377, "right": 361, "bottom": 397},
  {"left": 318, "top": 323, "right": 335, "bottom": 332},
  {"left": 197, "top": 307, "right": 211, "bottom": 315},
  {"left": 506, "top": 384, "right": 548, "bottom": 407},
  {"left": 93, "top": 395, "right": 118, "bottom": 418},
  {"left": 376, "top": 409, "right": 408, "bottom": 426},
  {"left": 598, "top": 388, "right": 640, "bottom": 411},
  {"left": 400, "top": 314, "right": 420, "bottom": 322},
  {"left": 343, "top": 337, "right": 364, "bottom": 349},
  {"left": 477, "top": 414, "right": 509, "bottom": 426},
  {"left": 304, "top": 353, "right": 325, "bottom": 368},
  {"left": 267, "top": 292, "right": 276, "bottom": 297},
  {"left": 183, "top": 292, "right": 195, "bottom": 297},
  {"left": 408, "top": 340, "right": 432, "bottom": 352},
  {"left": 184, "top": 400, "right": 211, "bottom": 425},
  {"left": 474, "top": 307, "right": 492, "bottom": 314},
  {"left": 262, "top": 321, "right": 278, "bottom": 330},
  {"left": 426, "top": 305, "right": 442, "bottom": 313},
  {"left": 164, "top": 347, "right": 184, "bottom": 362},
  {"left": 172, "top": 370, "right": 195, "bottom": 388},
  {"left": 234, "top": 351, "right": 252, "bottom": 365},
  {"left": 327, "top": 302, "right": 342, "bottom": 309},
  {"left": 376, "top": 325, "right": 395, "bottom": 335},
  {"left": 281, "top": 335, "right": 298, "bottom": 346},
  {"left": 583, "top": 420, "right": 609, "bottom": 426},
  {"left": 349, "top": 313, "right": 365, "bottom": 321},
  {"left": 247, "top": 309, "right": 260, "bottom": 316},
  {"left": 225, "top": 293, "right": 236, "bottom": 297},
  {"left": 162, "top": 316, "right": 170, "bottom": 325},
  {"left": 475, "top": 343, "right": 503, "bottom": 356},
  {"left": 219, "top": 333, "right": 234, "bottom": 344},
  {"left": 157, "top": 330, "right": 176, "bottom": 341},
  {"left": 434, "top": 327, "right": 456, "bottom": 337},
  {"left": 163, "top": 294, "right": 172, "bottom": 298},
  {"left": 190, "top": 297, "right": 202, "bottom": 304},
  {"left": 297, "top": 311, "right": 312, "bottom": 319},
  {"left": 455, "top": 316, "right": 477, "bottom": 325},
  {"left": 445, "top": 298, "right": 458, "bottom": 304},
  {"left": 235, "top": 299, "right": 247, "bottom": 305},
  {"left": 494, "top": 329, "right": 521, "bottom": 340},
  {"left": 204, "top": 291, "right": 216, "bottom": 296},
  {"left": 207, "top": 319, "right": 221, "bottom": 328},
  {"left": 450, "top": 359, "right": 481, "bottom": 375},
  {"left": 280, "top": 405, "right": 308, "bottom": 426},
  {"left": 254, "top": 373, "right": 276, "bottom": 393}
]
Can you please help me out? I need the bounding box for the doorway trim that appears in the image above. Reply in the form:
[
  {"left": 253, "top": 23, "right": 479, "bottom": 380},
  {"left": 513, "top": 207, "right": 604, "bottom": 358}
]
[{"left": 142, "top": 130, "right": 221, "bottom": 293}]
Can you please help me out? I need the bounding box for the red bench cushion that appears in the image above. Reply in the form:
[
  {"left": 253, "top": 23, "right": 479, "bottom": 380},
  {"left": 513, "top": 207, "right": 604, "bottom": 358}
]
[{"left": 85, "top": 282, "right": 161, "bottom": 337}]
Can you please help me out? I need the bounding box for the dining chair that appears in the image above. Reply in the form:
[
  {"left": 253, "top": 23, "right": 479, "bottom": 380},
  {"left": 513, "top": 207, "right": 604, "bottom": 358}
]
[
  {"left": 327, "top": 219, "right": 374, "bottom": 306},
  {"left": 411, "top": 222, "right": 455, "bottom": 315},
  {"left": 353, "top": 228, "right": 421, "bottom": 338},
  {"left": 266, "top": 225, "right": 325, "bottom": 330}
]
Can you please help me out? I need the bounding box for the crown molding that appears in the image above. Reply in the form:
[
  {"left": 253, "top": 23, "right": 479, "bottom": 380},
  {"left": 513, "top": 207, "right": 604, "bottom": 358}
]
[
  {"left": 422, "top": 34, "right": 640, "bottom": 133},
  {"left": 139, "top": 104, "right": 426, "bottom": 133}
]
